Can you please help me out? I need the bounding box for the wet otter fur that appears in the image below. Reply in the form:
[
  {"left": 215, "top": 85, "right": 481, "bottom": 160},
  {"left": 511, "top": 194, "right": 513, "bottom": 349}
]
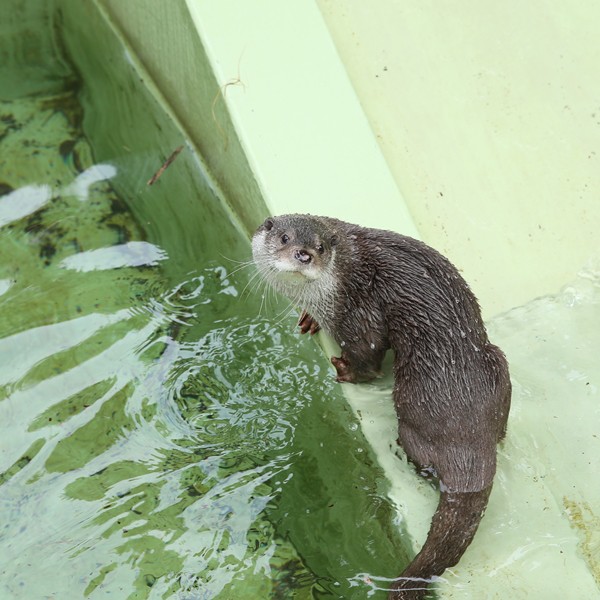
[{"left": 252, "top": 214, "right": 511, "bottom": 599}]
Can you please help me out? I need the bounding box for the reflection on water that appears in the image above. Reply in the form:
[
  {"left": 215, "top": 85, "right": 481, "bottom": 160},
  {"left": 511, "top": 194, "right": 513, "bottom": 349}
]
[
  {"left": 0, "top": 184, "right": 54, "bottom": 227},
  {"left": 59, "top": 241, "right": 168, "bottom": 272}
]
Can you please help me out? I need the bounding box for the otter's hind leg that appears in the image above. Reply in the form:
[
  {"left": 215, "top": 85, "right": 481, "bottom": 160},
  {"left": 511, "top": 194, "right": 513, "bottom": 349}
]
[{"left": 331, "top": 345, "right": 386, "bottom": 383}]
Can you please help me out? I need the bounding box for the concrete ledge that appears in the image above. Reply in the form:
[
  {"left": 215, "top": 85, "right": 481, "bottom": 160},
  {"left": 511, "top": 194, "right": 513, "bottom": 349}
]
[{"left": 185, "top": 0, "right": 417, "bottom": 238}]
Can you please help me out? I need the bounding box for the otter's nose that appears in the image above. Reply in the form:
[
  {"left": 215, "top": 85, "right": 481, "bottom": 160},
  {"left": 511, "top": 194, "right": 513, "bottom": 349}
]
[{"left": 294, "top": 249, "right": 312, "bottom": 264}]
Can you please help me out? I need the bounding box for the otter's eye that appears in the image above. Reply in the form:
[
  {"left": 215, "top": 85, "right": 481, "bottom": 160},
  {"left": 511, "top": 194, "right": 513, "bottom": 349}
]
[
  {"left": 316, "top": 244, "right": 324, "bottom": 254},
  {"left": 281, "top": 234, "right": 289, "bottom": 244}
]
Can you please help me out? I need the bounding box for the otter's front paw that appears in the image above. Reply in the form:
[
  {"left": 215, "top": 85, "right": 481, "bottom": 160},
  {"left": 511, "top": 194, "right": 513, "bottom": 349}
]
[{"left": 298, "top": 310, "right": 320, "bottom": 335}]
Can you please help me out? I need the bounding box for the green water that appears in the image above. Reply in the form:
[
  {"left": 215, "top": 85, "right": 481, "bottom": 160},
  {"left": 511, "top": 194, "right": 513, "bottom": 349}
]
[{"left": 0, "top": 3, "right": 403, "bottom": 599}]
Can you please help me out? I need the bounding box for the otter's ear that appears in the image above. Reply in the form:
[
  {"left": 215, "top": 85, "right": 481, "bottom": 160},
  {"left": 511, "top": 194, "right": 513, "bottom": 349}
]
[
  {"left": 263, "top": 218, "right": 274, "bottom": 231},
  {"left": 330, "top": 234, "right": 338, "bottom": 247}
]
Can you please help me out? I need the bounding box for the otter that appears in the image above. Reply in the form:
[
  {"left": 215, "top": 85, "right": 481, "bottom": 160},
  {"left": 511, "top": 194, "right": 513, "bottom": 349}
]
[{"left": 252, "top": 214, "right": 511, "bottom": 599}]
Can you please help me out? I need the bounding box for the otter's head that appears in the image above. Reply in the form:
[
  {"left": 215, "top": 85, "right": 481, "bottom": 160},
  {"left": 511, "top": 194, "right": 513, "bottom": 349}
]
[{"left": 252, "top": 214, "right": 338, "bottom": 295}]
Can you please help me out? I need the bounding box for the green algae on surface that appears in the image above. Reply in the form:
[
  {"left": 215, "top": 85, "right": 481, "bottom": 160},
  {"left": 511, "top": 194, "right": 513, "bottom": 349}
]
[{"left": 563, "top": 497, "right": 600, "bottom": 587}]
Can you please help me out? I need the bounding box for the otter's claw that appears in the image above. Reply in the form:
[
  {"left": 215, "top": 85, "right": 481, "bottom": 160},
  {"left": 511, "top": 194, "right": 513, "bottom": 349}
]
[
  {"left": 332, "top": 355, "right": 383, "bottom": 383},
  {"left": 331, "top": 356, "right": 356, "bottom": 382},
  {"left": 298, "top": 310, "right": 320, "bottom": 335}
]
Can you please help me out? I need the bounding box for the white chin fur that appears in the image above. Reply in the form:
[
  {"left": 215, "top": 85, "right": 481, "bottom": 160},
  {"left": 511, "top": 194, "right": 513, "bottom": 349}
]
[{"left": 274, "top": 259, "right": 322, "bottom": 281}]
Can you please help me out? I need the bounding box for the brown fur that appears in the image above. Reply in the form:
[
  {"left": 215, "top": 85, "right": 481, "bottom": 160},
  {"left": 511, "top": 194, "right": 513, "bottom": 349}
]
[{"left": 252, "top": 214, "right": 511, "bottom": 599}]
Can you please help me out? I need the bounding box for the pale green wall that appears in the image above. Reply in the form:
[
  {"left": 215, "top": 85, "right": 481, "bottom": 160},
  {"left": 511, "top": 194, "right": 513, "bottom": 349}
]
[{"left": 317, "top": 0, "right": 600, "bottom": 317}]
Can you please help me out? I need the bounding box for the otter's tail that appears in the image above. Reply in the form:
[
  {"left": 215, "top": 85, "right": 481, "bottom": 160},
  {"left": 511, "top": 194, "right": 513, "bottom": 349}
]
[{"left": 388, "top": 485, "right": 492, "bottom": 600}]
